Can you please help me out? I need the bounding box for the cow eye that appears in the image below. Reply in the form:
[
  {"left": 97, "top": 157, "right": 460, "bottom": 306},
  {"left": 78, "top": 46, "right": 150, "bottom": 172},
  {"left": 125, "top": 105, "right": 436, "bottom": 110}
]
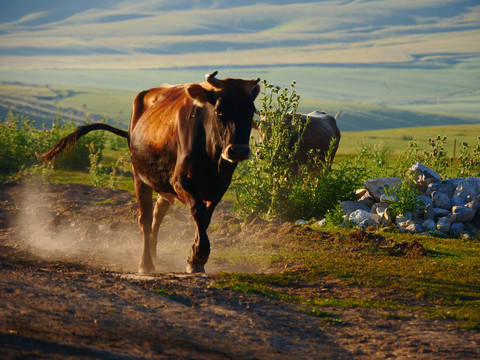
[{"left": 215, "top": 102, "right": 224, "bottom": 118}]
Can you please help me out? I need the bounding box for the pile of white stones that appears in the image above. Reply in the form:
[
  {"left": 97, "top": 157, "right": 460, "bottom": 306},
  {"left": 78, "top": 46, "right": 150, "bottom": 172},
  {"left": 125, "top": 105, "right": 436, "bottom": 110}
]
[{"left": 337, "top": 162, "right": 480, "bottom": 239}]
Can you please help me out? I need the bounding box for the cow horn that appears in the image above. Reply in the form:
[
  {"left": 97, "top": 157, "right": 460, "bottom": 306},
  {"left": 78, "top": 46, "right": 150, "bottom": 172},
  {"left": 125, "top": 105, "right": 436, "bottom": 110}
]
[
  {"left": 251, "top": 78, "right": 260, "bottom": 86},
  {"left": 205, "top": 71, "right": 223, "bottom": 88}
]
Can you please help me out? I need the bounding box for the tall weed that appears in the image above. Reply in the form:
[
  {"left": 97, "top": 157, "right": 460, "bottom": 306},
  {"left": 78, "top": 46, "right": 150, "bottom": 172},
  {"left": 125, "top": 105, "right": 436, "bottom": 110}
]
[
  {"left": 457, "top": 137, "right": 480, "bottom": 177},
  {"left": 233, "top": 81, "right": 364, "bottom": 221},
  {"left": 354, "top": 140, "right": 392, "bottom": 178},
  {"left": 382, "top": 177, "right": 421, "bottom": 217}
]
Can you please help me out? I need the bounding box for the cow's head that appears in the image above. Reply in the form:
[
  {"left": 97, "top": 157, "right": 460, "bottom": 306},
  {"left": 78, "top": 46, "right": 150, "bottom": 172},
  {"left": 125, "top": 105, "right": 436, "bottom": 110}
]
[{"left": 186, "top": 71, "right": 260, "bottom": 163}]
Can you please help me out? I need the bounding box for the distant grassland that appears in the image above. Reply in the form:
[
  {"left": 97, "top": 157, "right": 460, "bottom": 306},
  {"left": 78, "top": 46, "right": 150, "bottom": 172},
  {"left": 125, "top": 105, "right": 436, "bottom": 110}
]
[
  {"left": 338, "top": 124, "right": 480, "bottom": 158},
  {"left": 1, "top": 63, "right": 479, "bottom": 132}
]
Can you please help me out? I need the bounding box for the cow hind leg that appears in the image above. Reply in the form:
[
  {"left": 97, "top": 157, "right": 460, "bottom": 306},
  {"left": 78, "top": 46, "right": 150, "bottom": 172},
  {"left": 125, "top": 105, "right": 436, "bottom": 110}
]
[
  {"left": 134, "top": 178, "right": 156, "bottom": 274},
  {"left": 151, "top": 196, "right": 170, "bottom": 260}
]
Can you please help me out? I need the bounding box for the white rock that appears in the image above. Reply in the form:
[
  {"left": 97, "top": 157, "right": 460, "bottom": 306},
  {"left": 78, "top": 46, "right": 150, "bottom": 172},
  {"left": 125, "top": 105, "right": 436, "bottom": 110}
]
[
  {"left": 398, "top": 220, "right": 415, "bottom": 229},
  {"left": 380, "top": 193, "right": 397, "bottom": 203},
  {"left": 349, "top": 209, "right": 372, "bottom": 225},
  {"left": 450, "top": 222, "right": 465, "bottom": 237},
  {"left": 424, "top": 204, "right": 435, "bottom": 221},
  {"left": 295, "top": 219, "right": 307, "bottom": 225},
  {"left": 359, "top": 217, "right": 379, "bottom": 229},
  {"left": 450, "top": 205, "right": 476, "bottom": 223},
  {"left": 433, "top": 208, "right": 450, "bottom": 218},
  {"left": 340, "top": 201, "right": 370, "bottom": 217},
  {"left": 406, "top": 223, "right": 423, "bottom": 233},
  {"left": 355, "top": 188, "right": 367, "bottom": 198},
  {"left": 451, "top": 196, "right": 467, "bottom": 207},
  {"left": 437, "top": 216, "right": 451, "bottom": 233},
  {"left": 467, "top": 196, "right": 480, "bottom": 212},
  {"left": 422, "top": 219, "right": 437, "bottom": 231},
  {"left": 454, "top": 177, "right": 480, "bottom": 202},
  {"left": 395, "top": 212, "right": 413, "bottom": 225},
  {"left": 363, "top": 177, "right": 402, "bottom": 202},
  {"left": 432, "top": 191, "right": 452, "bottom": 210},
  {"left": 416, "top": 195, "right": 433, "bottom": 208},
  {"left": 409, "top": 162, "right": 441, "bottom": 190},
  {"left": 426, "top": 179, "right": 458, "bottom": 198}
]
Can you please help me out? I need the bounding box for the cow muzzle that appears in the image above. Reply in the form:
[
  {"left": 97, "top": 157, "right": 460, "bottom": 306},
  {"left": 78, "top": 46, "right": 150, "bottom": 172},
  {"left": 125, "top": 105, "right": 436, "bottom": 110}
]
[{"left": 221, "top": 144, "right": 251, "bottom": 163}]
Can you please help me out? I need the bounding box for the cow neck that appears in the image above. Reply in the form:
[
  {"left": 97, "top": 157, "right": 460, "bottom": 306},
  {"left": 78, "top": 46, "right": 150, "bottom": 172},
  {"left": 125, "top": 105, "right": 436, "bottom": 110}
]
[{"left": 194, "top": 103, "right": 223, "bottom": 163}]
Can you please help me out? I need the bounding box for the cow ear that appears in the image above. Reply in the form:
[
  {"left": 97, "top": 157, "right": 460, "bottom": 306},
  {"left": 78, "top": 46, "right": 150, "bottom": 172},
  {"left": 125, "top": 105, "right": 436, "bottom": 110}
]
[
  {"left": 186, "top": 84, "right": 208, "bottom": 105},
  {"left": 187, "top": 84, "right": 220, "bottom": 106},
  {"left": 251, "top": 83, "right": 260, "bottom": 100}
]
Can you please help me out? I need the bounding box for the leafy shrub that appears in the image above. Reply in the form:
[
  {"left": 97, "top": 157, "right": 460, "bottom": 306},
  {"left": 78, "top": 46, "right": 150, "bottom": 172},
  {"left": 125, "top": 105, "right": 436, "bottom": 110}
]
[
  {"left": 233, "top": 81, "right": 365, "bottom": 221},
  {"left": 48, "top": 114, "right": 105, "bottom": 170},
  {"left": 87, "top": 142, "right": 110, "bottom": 187},
  {"left": 87, "top": 142, "right": 130, "bottom": 188},
  {"left": 0, "top": 113, "right": 40, "bottom": 175},
  {"left": 325, "top": 203, "right": 347, "bottom": 226},
  {"left": 382, "top": 177, "right": 421, "bottom": 217},
  {"left": 0, "top": 112, "right": 106, "bottom": 179},
  {"left": 289, "top": 143, "right": 364, "bottom": 220}
]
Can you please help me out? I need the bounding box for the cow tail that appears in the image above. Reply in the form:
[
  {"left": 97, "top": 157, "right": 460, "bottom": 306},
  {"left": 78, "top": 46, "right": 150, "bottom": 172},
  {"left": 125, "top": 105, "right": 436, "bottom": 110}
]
[{"left": 37, "top": 123, "right": 129, "bottom": 161}]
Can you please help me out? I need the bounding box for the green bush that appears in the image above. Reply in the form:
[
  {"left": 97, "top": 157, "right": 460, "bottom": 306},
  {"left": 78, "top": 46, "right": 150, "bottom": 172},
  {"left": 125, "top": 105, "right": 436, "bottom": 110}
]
[
  {"left": 233, "top": 81, "right": 365, "bottom": 221},
  {"left": 382, "top": 177, "right": 422, "bottom": 217},
  {"left": 0, "top": 112, "right": 106, "bottom": 179},
  {"left": 48, "top": 114, "right": 106, "bottom": 171},
  {"left": 0, "top": 113, "right": 40, "bottom": 175}
]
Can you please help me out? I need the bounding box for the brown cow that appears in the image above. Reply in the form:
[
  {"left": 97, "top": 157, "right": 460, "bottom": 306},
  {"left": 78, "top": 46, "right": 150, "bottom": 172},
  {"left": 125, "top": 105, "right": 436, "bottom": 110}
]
[{"left": 40, "top": 71, "right": 260, "bottom": 273}]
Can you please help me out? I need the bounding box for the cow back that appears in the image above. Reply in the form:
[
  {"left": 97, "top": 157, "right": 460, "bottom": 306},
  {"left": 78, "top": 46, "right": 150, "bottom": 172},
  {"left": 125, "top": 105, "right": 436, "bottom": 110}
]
[{"left": 297, "top": 112, "right": 341, "bottom": 163}]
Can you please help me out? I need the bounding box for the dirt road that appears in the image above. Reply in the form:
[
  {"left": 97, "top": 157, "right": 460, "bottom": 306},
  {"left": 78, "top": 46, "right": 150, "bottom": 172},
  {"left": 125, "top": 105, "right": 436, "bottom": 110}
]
[{"left": 0, "top": 182, "right": 479, "bottom": 359}]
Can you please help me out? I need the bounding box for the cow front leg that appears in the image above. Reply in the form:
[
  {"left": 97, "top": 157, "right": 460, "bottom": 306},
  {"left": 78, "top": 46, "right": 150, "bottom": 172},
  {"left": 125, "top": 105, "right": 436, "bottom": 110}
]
[
  {"left": 135, "top": 178, "right": 155, "bottom": 274},
  {"left": 186, "top": 199, "right": 210, "bottom": 274},
  {"left": 174, "top": 177, "right": 210, "bottom": 273},
  {"left": 151, "top": 196, "right": 170, "bottom": 260}
]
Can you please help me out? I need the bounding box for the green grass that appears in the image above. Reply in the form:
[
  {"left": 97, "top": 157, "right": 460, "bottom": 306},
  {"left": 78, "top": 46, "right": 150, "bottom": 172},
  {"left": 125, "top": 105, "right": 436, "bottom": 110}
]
[
  {"left": 298, "top": 307, "right": 346, "bottom": 325},
  {"left": 153, "top": 288, "right": 191, "bottom": 305},
  {"left": 214, "top": 228, "right": 480, "bottom": 330},
  {"left": 2, "top": 67, "right": 480, "bottom": 132},
  {"left": 1, "top": 1, "right": 479, "bottom": 133},
  {"left": 338, "top": 124, "right": 480, "bottom": 157},
  {"left": 0, "top": 82, "right": 134, "bottom": 128}
]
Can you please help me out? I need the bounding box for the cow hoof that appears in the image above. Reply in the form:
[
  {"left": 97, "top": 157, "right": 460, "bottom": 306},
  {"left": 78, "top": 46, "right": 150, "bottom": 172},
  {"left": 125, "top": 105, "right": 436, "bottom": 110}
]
[
  {"left": 138, "top": 262, "right": 156, "bottom": 274},
  {"left": 186, "top": 261, "right": 205, "bottom": 274}
]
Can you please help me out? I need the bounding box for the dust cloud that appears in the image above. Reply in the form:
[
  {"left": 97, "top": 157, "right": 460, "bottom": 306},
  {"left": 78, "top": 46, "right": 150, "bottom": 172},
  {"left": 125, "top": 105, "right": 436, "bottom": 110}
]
[
  {"left": 14, "top": 181, "right": 266, "bottom": 274},
  {"left": 15, "top": 181, "right": 192, "bottom": 273}
]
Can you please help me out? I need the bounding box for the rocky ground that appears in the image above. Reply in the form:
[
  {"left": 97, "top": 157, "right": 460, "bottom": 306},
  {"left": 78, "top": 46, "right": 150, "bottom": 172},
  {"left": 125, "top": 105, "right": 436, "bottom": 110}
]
[{"left": 0, "top": 181, "right": 479, "bottom": 359}]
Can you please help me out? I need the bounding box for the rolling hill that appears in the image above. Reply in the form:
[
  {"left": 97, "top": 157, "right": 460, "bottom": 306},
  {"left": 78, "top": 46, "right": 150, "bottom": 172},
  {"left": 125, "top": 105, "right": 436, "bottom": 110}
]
[
  {"left": 0, "top": 0, "right": 478, "bottom": 68},
  {"left": 0, "top": 0, "right": 479, "bottom": 130}
]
